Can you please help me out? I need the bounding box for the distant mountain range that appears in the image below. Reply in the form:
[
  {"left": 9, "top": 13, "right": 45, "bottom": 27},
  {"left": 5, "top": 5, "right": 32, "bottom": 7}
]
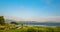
[{"left": 5, "top": 19, "right": 60, "bottom": 26}]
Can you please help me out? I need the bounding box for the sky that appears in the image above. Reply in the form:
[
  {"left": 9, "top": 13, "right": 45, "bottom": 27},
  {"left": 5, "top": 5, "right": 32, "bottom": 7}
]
[{"left": 0, "top": 0, "right": 60, "bottom": 22}]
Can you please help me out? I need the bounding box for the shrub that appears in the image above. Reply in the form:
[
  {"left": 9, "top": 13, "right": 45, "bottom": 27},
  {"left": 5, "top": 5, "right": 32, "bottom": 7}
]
[{"left": 27, "top": 28, "right": 37, "bottom": 32}]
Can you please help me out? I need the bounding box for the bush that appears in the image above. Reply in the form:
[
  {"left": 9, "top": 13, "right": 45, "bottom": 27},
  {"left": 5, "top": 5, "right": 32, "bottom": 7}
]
[{"left": 27, "top": 28, "right": 37, "bottom": 32}]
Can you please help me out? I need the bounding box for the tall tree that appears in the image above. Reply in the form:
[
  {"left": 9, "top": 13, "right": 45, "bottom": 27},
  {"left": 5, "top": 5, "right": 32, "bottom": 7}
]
[{"left": 0, "top": 16, "right": 5, "bottom": 25}]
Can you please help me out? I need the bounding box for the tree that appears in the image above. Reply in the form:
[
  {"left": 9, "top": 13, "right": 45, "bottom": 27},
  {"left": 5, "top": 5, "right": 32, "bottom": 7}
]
[
  {"left": 20, "top": 22, "right": 24, "bottom": 29},
  {"left": 10, "top": 21, "right": 18, "bottom": 25},
  {"left": 0, "top": 16, "right": 5, "bottom": 25}
]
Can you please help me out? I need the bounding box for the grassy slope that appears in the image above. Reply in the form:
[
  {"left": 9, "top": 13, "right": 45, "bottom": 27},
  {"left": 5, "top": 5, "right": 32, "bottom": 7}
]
[{"left": 0, "top": 26, "right": 60, "bottom": 32}]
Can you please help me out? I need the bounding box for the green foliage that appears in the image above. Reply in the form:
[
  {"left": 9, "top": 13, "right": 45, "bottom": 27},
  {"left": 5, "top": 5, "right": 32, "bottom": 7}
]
[
  {"left": 0, "top": 16, "right": 5, "bottom": 25},
  {"left": 20, "top": 22, "right": 24, "bottom": 29},
  {"left": 10, "top": 21, "right": 18, "bottom": 25},
  {"left": 20, "top": 22, "right": 24, "bottom": 26},
  {"left": 27, "top": 28, "right": 37, "bottom": 32},
  {"left": 0, "top": 26, "right": 60, "bottom": 32}
]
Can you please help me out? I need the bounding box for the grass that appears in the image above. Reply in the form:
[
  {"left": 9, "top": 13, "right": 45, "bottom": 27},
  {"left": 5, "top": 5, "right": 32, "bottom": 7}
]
[{"left": 0, "top": 26, "right": 60, "bottom": 32}]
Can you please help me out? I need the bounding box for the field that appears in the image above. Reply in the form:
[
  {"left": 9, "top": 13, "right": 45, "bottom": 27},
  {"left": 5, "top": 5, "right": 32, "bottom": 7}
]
[{"left": 0, "top": 26, "right": 60, "bottom": 32}]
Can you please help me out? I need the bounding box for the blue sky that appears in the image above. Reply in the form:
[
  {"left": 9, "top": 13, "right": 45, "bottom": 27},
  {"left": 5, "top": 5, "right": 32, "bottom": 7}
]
[{"left": 0, "top": 0, "right": 60, "bottom": 22}]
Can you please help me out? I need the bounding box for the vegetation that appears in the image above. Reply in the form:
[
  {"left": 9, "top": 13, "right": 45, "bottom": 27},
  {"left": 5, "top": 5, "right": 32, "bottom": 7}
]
[
  {"left": 0, "top": 16, "right": 5, "bottom": 25},
  {"left": 10, "top": 21, "right": 18, "bottom": 25},
  {"left": 0, "top": 26, "right": 60, "bottom": 32}
]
